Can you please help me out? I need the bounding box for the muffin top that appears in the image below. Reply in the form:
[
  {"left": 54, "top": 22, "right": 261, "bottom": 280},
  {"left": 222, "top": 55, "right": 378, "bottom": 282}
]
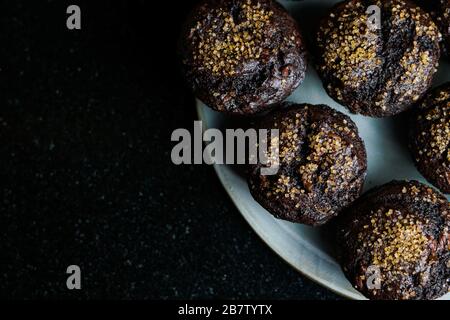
[
  {"left": 187, "top": 1, "right": 274, "bottom": 77},
  {"left": 338, "top": 180, "right": 450, "bottom": 300},
  {"left": 248, "top": 103, "right": 367, "bottom": 226},
  {"left": 180, "top": 0, "right": 306, "bottom": 114},
  {"left": 316, "top": 0, "right": 441, "bottom": 117},
  {"left": 410, "top": 82, "right": 450, "bottom": 193}
]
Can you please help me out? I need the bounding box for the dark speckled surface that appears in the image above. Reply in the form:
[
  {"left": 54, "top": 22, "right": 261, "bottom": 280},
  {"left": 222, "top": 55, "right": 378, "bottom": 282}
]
[{"left": 0, "top": 0, "right": 339, "bottom": 299}]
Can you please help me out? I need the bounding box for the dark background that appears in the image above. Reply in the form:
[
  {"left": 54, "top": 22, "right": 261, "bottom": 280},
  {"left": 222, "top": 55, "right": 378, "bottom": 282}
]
[{"left": 0, "top": 0, "right": 338, "bottom": 299}]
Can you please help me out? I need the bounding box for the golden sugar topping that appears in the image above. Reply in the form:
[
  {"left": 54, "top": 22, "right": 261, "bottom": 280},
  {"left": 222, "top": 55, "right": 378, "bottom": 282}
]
[
  {"left": 298, "top": 128, "right": 357, "bottom": 194},
  {"left": 402, "top": 183, "right": 442, "bottom": 204},
  {"left": 317, "top": 0, "right": 379, "bottom": 88},
  {"left": 318, "top": 0, "right": 441, "bottom": 110},
  {"left": 359, "top": 209, "right": 429, "bottom": 274},
  {"left": 416, "top": 98, "right": 450, "bottom": 162},
  {"left": 264, "top": 110, "right": 359, "bottom": 203},
  {"left": 190, "top": 0, "right": 274, "bottom": 76}
]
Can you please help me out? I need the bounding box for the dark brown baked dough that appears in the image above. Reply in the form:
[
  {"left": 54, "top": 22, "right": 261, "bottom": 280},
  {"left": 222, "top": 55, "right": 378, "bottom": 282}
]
[
  {"left": 338, "top": 180, "right": 450, "bottom": 300},
  {"left": 410, "top": 82, "right": 450, "bottom": 194},
  {"left": 248, "top": 103, "right": 367, "bottom": 226},
  {"left": 180, "top": 0, "right": 307, "bottom": 115},
  {"left": 416, "top": 0, "right": 450, "bottom": 56},
  {"left": 316, "top": 0, "right": 441, "bottom": 117}
]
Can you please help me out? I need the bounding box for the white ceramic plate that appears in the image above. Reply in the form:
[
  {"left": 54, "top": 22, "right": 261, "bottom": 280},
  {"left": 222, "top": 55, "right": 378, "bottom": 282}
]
[{"left": 196, "top": 0, "right": 450, "bottom": 300}]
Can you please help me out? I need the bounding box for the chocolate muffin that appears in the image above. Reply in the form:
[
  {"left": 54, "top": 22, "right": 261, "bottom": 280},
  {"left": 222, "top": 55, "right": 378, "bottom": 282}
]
[
  {"left": 416, "top": 0, "right": 450, "bottom": 56},
  {"left": 410, "top": 83, "right": 450, "bottom": 194},
  {"left": 316, "top": 0, "right": 441, "bottom": 117},
  {"left": 248, "top": 104, "right": 367, "bottom": 226},
  {"left": 180, "top": 0, "right": 307, "bottom": 115},
  {"left": 338, "top": 180, "right": 450, "bottom": 300}
]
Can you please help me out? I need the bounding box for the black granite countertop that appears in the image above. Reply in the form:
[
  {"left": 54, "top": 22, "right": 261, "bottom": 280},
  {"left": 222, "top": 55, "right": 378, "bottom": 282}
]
[{"left": 0, "top": 0, "right": 339, "bottom": 299}]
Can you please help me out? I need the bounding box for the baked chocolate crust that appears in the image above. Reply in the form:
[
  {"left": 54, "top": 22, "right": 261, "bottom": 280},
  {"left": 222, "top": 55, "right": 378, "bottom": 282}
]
[
  {"left": 338, "top": 180, "right": 450, "bottom": 300},
  {"left": 416, "top": 0, "right": 450, "bottom": 56},
  {"left": 410, "top": 82, "right": 450, "bottom": 194},
  {"left": 316, "top": 0, "right": 441, "bottom": 117},
  {"left": 248, "top": 103, "right": 367, "bottom": 226},
  {"left": 180, "top": 0, "right": 307, "bottom": 115}
]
